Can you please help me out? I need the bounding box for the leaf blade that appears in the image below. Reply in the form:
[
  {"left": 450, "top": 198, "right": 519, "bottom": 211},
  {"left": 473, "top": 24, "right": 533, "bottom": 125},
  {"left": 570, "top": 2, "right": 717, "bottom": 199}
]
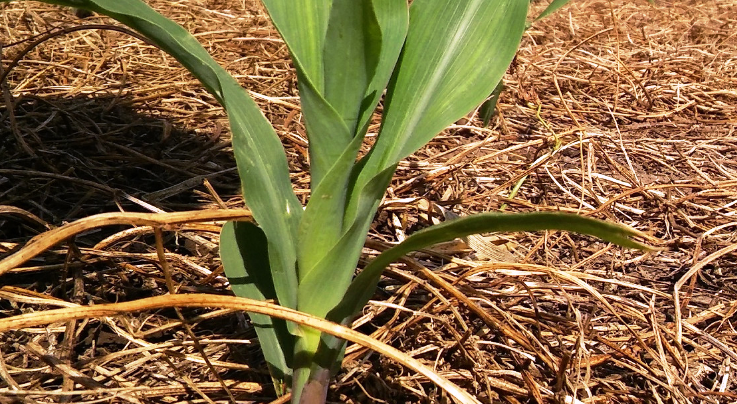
[
  {"left": 220, "top": 222, "right": 295, "bottom": 385},
  {"left": 374, "top": 0, "right": 529, "bottom": 163},
  {"left": 294, "top": 0, "right": 408, "bottom": 318},
  {"left": 354, "top": 0, "right": 409, "bottom": 134},
  {"left": 261, "top": 0, "right": 330, "bottom": 92},
  {"left": 343, "top": 0, "right": 528, "bottom": 255},
  {"left": 322, "top": 0, "right": 375, "bottom": 135},
  {"left": 535, "top": 0, "right": 573, "bottom": 21},
  {"left": 298, "top": 166, "right": 395, "bottom": 319},
  {"left": 479, "top": 80, "right": 505, "bottom": 128},
  {"left": 330, "top": 212, "right": 651, "bottom": 324},
  {"left": 28, "top": 0, "right": 305, "bottom": 310}
]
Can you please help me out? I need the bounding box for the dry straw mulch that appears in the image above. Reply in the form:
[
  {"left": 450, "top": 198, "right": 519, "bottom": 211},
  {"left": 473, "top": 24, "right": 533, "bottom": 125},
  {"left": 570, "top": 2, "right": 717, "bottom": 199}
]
[{"left": 1, "top": 0, "right": 736, "bottom": 402}]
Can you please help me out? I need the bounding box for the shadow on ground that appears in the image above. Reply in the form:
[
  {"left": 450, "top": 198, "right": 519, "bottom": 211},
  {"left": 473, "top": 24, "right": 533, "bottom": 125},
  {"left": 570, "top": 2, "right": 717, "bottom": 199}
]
[
  {"left": 1, "top": 93, "right": 241, "bottom": 240},
  {"left": 0, "top": 95, "right": 278, "bottom": 401}
]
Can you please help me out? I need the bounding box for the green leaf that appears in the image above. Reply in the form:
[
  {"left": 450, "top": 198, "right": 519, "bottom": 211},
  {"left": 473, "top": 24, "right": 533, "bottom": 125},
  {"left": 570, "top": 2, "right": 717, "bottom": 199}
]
[
  {"left": 261, "top": 0, "right": 330, "bottom": 92},
  {"left": 368, "top": 0, "right": 529, "bottom": 165},
  {"left": 262, "top": 0, "right": 346, "bottom": 188},
  {"left": 479, "top": 80, "right": 505, "bottom": 128},
  {"left": 343, "top": 0, "right": 528, "bottom": 251},
  {"left": 297, "top": 135, "right": 365, "bottom": 286},
  {"left": 225, "top": 83, "right": 302, "bottom": 311},
  {"left": 220, "top": 222, "right": 294, "bottom": 387},
  {"left": 298, "top": 77, "right": 354, "bottom": 188},
  {"left": 322, "top": 0, "right": 378, "bottom": 136},
  {"left": 535, "top": 0, "right": 573, "bottom": 21},
  {"left": 7, "top": 0, "right": 305, "bottom": 311},
  {"left": 294, "top": 0, "right": 408, "bottom": 317},
  {"left": 297, "top": 164, "right": 394, "bottom": 319},
  {"left": 264, "top": 0, "right": 407, "bottom": 187},
  {"left": 329, "top": 212, "right": 651, "bottom": 324},
  {"left": 354, "top": 0, "right": 409, "bottom": 135},
  {"left": 292, "top": 166, "right": 395, "bottom": 400}
]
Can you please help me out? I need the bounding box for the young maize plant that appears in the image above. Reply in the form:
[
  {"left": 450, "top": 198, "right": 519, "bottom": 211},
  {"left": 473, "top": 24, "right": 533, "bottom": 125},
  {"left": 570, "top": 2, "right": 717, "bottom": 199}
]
[{"left": 2, "top": 0, "right": 648, "bottom": 402}]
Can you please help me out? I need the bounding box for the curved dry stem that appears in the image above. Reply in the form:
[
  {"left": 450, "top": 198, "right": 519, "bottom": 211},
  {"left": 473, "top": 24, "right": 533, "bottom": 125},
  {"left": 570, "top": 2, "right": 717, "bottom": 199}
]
[
  {"left": 0, "top": 209, "right": 252, "bottom": 277},
  {"left": 0, "top": 293, "right": 481, "bottom": 404}
]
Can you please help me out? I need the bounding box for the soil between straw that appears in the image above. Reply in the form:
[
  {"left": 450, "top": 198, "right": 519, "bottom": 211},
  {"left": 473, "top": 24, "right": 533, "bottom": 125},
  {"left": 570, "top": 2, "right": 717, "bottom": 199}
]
[{"left": 1, "top": 0, "right": 736, "bottom": 402}]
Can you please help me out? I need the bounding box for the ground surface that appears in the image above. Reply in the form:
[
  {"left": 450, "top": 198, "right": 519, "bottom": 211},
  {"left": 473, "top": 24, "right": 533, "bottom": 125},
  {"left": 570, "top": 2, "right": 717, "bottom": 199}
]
[{"left": 1, "top": 0, "right": 736, "bottom": 403}]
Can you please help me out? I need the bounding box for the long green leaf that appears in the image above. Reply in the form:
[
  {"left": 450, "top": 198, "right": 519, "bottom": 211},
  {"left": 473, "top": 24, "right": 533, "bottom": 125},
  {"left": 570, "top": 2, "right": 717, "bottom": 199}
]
[
  {"left": 297, "top": 166, "right": 395, "bottom": 318},
  {"left": 261, "top": 0, "right": 330, "bottom": 92},
  {"left": 9, "top": 0, "right": 304, "bottom": 310},
  {"left": 297, "top": 135, "right": 365, "bottom": 287},
  {"left": 263, "top": 0, "right": 347, "bottom": 187},
  {"left": 353, "top": 0, "right": 409, "bottom": 136},
  {"left": 265, "top": 0, "right": 407, "bottom": 188},
  {"left": 294, "top": 0, "right": 408, "bottom": 314},
  {"left": 220, "top": 222, "right": 294, "bottom": 389},
  {"left": 329, "top": 212, "right": 651, "bottom": 324},
  {"left": 298, "top": 77, "right": 354, "bottom": 188},
  {"left": 322, "top": 0, "right": 378, "bottom": 136},
  {"left": 369, "top": 0, "right": 528, "bottom": 165},
  {"left": 292, "top": 166, "right": 395, "bottom": 401},
  {"left": 342, "top": 0, "right": 528, "bottom": 259},
  {"left": 535, "top": 0, "right": 573, "bottom": 21}
]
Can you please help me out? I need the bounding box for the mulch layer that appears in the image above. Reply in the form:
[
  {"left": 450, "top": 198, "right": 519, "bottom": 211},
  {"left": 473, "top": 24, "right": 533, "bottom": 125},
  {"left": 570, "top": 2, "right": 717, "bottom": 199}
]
[{"left": 1, "top": 0, "right": 736, "bottom": 403}]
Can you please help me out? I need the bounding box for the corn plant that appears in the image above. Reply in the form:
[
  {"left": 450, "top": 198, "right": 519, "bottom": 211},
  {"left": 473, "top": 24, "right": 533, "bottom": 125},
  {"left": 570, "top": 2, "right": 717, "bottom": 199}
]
[{"left": 2, "top": 0, "right": 648, "bottom": 402}]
